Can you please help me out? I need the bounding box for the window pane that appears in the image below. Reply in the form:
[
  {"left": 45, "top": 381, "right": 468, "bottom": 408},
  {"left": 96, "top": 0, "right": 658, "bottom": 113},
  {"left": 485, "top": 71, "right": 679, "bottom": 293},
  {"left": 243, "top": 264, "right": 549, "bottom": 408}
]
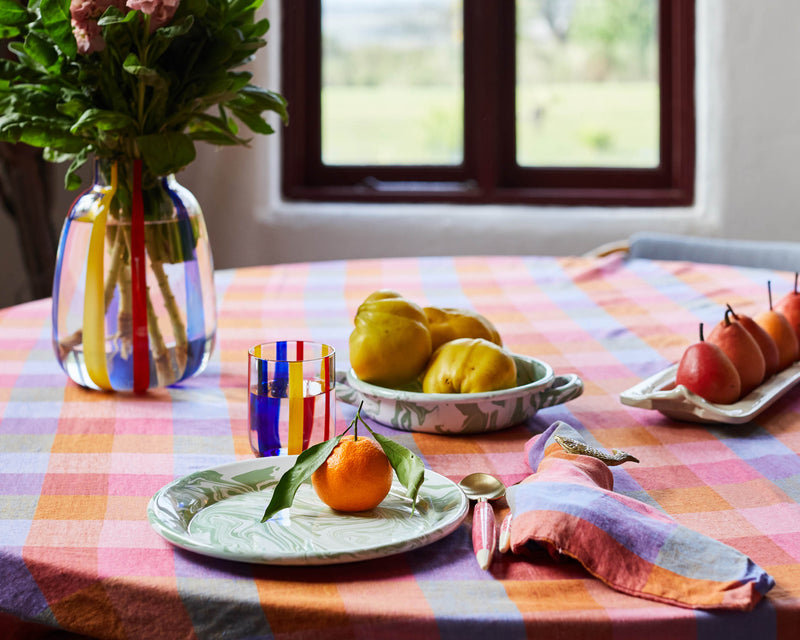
[
  {"left": 321, "top": 0, "right": 463, "bottom": 165},
  {"left": 516, "top": 0, "right": 659, "bottom": 167}
]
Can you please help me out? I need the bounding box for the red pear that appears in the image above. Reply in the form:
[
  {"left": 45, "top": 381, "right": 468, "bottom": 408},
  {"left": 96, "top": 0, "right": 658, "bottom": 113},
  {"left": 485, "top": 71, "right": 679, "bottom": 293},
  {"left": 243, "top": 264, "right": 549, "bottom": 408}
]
[
  {"left": 755, "top": 281, "right": 799, "bottom": 372},
  {"left": 707, "top": 307, "right": 765, "bottom": 396},
  {"left": 726, "top": 304, "right": 780, "bottom": 379},
  {"left": 676, "top": 323, "right": 741, "bottom": 404},
  {"left": 774, "top": 273, "right": 800, "bottom": 343}
]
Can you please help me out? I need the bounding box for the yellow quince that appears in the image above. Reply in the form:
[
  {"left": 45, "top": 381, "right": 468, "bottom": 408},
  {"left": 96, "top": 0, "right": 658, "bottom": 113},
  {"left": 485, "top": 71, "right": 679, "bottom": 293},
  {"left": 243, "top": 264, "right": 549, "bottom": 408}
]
[
  {"left": 349, "top": 290, "right": 432, "bottom": 388},
  {"left": 422, "top": 337, "right": 517, "bottom": 394},
  {"left": 423, "top": 306, "right": 503, "bottom": 351}
]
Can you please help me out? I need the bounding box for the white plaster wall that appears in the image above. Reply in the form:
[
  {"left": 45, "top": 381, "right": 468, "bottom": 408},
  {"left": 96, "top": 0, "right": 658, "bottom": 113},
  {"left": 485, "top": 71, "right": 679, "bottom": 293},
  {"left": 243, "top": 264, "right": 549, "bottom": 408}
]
[{"left": 2, "top": 0, "right": 798, "bottom": 308}]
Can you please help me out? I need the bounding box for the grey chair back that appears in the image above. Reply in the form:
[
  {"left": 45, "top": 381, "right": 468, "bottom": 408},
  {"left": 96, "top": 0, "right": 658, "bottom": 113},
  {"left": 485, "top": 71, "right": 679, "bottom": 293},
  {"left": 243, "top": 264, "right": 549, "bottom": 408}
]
[{"left": 627, "top": 232, "right": 800, "bottom": 272}]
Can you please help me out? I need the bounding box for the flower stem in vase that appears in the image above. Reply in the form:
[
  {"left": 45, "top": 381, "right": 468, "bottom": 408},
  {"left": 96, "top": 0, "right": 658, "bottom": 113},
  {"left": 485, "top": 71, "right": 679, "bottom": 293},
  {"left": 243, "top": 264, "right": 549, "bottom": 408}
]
[
  {"left": 104, "top": 228, "right": 125, "bottom": 309},
  {"left": 149, "top": 257, "right": 189, "bottom": 377},
  {"left": 145, "top": 283, "right": 172, "bottom": 386},
  {"left": 143, "top": 211, "right": 191, "bottom": 377},
  {"left": 115, "top": 262, "right": 133, "bottom": 360}
]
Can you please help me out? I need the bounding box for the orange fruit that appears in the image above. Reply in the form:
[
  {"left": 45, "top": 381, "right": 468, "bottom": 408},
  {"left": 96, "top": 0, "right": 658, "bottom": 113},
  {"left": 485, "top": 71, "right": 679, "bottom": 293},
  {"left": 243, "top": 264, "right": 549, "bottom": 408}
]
[{"left": 311, "top": 435, "right": 393, "bottom": 512}]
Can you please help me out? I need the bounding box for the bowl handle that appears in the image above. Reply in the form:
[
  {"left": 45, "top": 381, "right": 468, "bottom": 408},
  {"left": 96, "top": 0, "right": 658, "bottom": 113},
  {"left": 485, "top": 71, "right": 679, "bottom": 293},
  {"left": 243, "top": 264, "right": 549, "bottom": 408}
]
[
  {"left": 537, "top": 373, "right": 584, "bottom": 409},
  {"left": 335, "top": 370, "right": 363, "bottom": 407}
]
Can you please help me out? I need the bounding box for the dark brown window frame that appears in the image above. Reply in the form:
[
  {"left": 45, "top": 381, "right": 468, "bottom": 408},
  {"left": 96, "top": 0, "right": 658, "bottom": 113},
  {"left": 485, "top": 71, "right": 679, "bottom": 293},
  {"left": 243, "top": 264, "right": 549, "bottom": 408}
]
[{"left": 281, "top": 0, "right": 695, "bottom": 207}]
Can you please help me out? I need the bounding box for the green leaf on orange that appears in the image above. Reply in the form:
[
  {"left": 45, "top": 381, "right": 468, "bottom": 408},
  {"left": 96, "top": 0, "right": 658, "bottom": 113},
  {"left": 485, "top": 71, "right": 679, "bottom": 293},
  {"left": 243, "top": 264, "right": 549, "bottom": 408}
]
[
  {"left": 260, "top": 402, "right": 425, "bottom": 520},
  {"left": 260, "top": 431, "right": 349, "bottom": 523},
  {"left": 360, "top": 420, "right": 425, "bottom": 514}
]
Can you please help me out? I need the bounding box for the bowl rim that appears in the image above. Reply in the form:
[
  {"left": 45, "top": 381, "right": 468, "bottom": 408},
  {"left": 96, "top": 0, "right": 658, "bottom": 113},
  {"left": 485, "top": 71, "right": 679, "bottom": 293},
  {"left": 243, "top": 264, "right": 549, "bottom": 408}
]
[{"left": 342, "top": 352, "right": 555, "bottom": 404}]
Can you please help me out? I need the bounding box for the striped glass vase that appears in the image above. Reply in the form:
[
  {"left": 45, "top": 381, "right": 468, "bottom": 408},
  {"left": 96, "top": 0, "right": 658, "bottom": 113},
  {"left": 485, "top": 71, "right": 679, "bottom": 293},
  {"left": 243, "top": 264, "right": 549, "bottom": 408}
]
[{"left": 52, "top": 158, "right": 217, "bottom": 392}]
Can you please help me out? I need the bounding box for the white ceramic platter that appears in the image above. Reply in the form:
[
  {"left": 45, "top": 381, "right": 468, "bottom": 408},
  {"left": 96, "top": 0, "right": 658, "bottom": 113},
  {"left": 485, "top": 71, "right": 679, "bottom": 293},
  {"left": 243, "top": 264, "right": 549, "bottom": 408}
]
[
  {"left": 620, "top": 361, "right": 800, "bottom": 424},
  {"left": 336, "top": 353, "right": 583, "bottom": 434},
  {"left": 147, "top": 456, "right": 468, "bottom": 565}
]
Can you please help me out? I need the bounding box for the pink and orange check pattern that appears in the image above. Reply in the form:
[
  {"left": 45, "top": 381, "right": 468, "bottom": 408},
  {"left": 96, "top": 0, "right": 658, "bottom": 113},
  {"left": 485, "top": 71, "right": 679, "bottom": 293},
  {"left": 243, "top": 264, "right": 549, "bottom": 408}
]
[{"left": 1, "top": 255, "right": 799, "bottom": 639}]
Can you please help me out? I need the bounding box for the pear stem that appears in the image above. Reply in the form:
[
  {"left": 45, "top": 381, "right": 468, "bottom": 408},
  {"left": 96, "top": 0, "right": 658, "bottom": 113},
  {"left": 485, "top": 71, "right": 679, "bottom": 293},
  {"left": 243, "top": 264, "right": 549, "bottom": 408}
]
[
  {"left": 795, "top": 272, "right": 798, "bottom": 295},
  {"left": 723, "top": 307, "right": 733, "bottom": 326},
  {"left": 699, "top": 322, "right": 705, "bottom": 342},
  {"left": 768, "top": 281, "right": 773, "bottom": 310},
  {"left": 726, "top": 303, "right": 738, "bottom": 319}
]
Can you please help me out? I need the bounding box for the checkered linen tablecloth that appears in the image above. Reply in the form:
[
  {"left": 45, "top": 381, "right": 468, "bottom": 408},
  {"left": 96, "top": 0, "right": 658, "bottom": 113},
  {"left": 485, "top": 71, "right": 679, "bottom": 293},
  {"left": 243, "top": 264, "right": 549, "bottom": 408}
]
[{"left": 1, "top": 255, "right": 799, "bottom": 639}]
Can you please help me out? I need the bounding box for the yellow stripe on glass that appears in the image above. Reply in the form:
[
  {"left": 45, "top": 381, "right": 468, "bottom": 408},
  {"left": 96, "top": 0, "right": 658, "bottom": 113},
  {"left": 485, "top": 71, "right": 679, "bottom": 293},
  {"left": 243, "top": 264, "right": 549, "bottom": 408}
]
[
  {"left": 287, "top": 359, "right": 304, "bottom": 454},
  {"left": 82, "top": 163, "right": 118, "bottom": 391},
  {"left": 320, "top": 343, "right": 330, "bottom": 391}
]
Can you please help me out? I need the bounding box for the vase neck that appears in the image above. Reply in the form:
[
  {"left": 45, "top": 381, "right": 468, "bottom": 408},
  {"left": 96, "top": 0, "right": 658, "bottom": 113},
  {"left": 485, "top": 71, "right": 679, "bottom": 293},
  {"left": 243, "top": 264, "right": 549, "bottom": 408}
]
[
  {"left": 94, "top": 158, "right": 173, "bottom": 191},
  {"left": 92, "top": 157, "right": 183, "bottom": 222}
]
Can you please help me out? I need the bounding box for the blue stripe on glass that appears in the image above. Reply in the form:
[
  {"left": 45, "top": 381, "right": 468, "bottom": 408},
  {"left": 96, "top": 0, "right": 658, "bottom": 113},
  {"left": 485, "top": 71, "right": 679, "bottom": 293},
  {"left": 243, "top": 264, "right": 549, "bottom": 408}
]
[{"left": 249, "top": 342, "right": 289, "bottom": 456}]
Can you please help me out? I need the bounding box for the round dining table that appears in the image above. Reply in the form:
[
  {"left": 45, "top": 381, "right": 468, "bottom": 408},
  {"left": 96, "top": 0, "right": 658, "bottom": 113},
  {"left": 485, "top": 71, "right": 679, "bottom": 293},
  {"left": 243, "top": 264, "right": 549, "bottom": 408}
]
[{"left": 1, "top": 254, "right": 798, "bottom": 639}]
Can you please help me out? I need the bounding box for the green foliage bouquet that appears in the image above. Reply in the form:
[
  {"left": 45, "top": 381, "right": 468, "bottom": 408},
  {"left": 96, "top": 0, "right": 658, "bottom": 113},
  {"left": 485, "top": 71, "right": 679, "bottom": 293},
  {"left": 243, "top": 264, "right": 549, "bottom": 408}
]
[
  {"left": 0, "top": 0, "right": 287, "bottom": 391},
  {"left": 0, "top": 0, "right": 287, "bottom": 188}
]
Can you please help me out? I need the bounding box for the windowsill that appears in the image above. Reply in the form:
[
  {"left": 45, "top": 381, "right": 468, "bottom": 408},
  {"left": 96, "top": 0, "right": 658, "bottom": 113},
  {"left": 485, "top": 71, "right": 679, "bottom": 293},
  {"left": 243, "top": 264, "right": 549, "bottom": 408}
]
[{"left": 262, "top": 168, "right": 713, "bottom": 262}]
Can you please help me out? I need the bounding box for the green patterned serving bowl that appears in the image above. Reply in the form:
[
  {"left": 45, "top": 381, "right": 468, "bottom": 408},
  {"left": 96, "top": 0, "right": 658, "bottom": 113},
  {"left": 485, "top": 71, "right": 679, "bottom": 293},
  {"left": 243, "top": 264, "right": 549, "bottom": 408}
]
[{"left": 335, "top": 353, "right": 583, "bottom": 434}]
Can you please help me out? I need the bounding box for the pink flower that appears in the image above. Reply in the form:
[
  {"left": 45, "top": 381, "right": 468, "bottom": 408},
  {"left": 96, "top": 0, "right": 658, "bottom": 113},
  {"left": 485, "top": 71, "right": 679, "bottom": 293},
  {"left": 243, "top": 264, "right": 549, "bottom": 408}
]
[
  {"left": 69, "top": 0, "right": 178, "bottom": 53},
  {"left": 70, "top": 0, "right": 125, "bottom": 20},
  {"left": 70, "top": 0, "right": 126, "bottom": 54},
  {"left": 72, "top": 18, "right": 105, "bottom": 54},
  {"left": 126, "top": 0, "right": 180, "bottom": 30}
]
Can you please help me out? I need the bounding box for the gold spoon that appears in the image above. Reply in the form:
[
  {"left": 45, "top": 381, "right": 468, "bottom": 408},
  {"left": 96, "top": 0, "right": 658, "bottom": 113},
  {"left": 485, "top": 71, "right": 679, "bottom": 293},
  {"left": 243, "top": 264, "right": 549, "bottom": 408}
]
[
  {"left": 458, "top": 473, "right": 510, "bottom": 569},
  {"left": 459, "top": 472, "right": 507, "bottom": 502}
]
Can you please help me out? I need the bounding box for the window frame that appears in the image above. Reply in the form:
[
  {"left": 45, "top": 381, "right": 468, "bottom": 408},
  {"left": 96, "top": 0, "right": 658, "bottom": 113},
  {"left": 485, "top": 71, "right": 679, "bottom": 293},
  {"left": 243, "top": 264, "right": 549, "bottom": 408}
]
[{"left": 281, "top": 0, "right": 695, "bottom": 207}]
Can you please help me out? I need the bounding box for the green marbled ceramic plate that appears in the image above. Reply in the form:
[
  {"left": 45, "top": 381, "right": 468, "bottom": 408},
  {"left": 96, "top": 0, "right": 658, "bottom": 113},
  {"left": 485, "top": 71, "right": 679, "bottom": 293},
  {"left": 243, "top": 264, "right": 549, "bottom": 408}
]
[{"left": 147, "top": 456, "right": 468, "bottom": 565}]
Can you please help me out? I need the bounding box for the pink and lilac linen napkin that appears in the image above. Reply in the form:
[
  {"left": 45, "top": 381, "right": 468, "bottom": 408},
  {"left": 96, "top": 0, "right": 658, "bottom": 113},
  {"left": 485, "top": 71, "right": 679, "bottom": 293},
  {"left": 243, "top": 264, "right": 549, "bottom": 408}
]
[{"left": 506, "top": 421, "right": 775, "bottom": 610}]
